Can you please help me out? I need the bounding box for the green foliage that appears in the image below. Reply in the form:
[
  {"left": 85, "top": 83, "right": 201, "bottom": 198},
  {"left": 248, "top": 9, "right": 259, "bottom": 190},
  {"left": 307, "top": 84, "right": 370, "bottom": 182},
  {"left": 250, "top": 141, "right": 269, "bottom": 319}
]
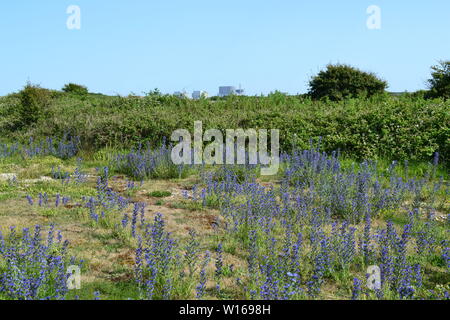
[
  {"left": 146, "top": 88, "right": 162, "bottom": 97},
  {"left": 308, "top": 64, "right": 388, "bottom": 101},
  {"left": 2, "top": 92, "right": 449, "bottom": 164},
  {"left": 148, "top": 190, "right": 172, "bottom": 198},
  {"left": 426, "top": 60, "right": 450, "bottom": 99},
  {"left": 62, "top": 83, "right": 89, "bottom": 95},
  {"left": 18, "top": 83, "right": 52, "bottom": 126}
]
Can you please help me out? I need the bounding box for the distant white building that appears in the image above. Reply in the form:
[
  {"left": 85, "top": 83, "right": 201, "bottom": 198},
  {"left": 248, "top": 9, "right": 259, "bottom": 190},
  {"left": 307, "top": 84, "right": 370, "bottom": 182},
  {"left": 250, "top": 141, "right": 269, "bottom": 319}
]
[
  {"left": 218, "top": 86, "right": 245, "bottom": 97},
  {"left": 192, "top": 90, "right": 208, "bottom": 99}
]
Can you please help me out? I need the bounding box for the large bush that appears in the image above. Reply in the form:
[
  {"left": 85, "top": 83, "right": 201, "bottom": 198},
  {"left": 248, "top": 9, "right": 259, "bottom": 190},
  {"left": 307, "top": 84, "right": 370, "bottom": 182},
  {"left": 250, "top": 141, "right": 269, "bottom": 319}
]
[
  {"left": 308, "top": 64, "right": 388, "bottom": 101},
  {"left": 426, "top": 60, "right": 450, "bottom": 99},
  {"left": 18, "top": 83, "right": 52, "bottom": 126},
  {"left": 62, "top": 83, "right": 88, "bottom": 95}
]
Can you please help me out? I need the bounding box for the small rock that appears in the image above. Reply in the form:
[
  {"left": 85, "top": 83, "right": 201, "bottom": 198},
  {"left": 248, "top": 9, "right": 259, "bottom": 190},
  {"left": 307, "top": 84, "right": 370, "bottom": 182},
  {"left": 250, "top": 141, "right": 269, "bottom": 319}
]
[{"left": 23, "top": 176, "right": 54, "bottom": 183}]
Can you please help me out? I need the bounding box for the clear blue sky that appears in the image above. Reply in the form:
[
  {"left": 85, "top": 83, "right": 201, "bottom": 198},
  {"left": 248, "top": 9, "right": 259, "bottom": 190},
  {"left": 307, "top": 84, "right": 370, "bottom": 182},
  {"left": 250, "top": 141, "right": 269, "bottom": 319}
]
[{"left": 1, "top": 1, "right": 449, "bottom": 96}]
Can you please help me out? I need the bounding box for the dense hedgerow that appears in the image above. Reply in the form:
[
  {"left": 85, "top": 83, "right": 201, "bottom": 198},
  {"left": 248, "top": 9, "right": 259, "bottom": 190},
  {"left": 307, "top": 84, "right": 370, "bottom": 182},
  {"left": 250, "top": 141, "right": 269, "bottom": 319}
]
[{"left": 0, "top": 91, "right": 448, "bottom": 163}]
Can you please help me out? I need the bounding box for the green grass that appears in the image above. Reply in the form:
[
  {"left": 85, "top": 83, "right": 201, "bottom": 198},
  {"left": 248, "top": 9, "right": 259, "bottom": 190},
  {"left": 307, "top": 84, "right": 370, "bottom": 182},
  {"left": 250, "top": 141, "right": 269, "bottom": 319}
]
[
  {"left": 148, "top": 190, "right": 172, "bottom": 198},
  {"left": 65, "top": 280, "right": 140, "bottom": 300}
]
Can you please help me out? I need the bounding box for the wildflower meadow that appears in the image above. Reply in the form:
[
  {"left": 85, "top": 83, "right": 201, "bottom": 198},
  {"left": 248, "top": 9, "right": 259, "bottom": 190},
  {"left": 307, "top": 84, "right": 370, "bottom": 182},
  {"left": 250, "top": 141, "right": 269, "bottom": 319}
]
[{"left": 0, "top": 132, "right": 448, "bottom": 300}]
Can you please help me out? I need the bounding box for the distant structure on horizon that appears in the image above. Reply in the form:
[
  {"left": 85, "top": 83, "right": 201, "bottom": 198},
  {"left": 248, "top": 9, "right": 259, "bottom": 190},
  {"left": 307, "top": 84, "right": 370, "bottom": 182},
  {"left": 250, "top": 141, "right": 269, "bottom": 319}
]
[
  {"left": 218, "top": 85, "right": 245, "bottom": 97},
  {"left": 174, "top": 90, "right": 189, "bottom": 98},
  {"left": 174, "top": 85, "right": 245, "bottom": 99},
  {"left": 192, "top": 90, "right": 208, "bottom": 99}
]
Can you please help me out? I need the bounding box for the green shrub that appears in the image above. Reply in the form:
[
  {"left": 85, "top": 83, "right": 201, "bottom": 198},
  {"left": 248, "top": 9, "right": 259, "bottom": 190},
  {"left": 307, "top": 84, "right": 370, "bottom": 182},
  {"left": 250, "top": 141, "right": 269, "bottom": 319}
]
[
  {"left": 62, "top": 83, "right": 89, "bottom": 95},
  {"left": 18, "top": 83, "right": 52, "bottom": 126},
  {"left": 408, "top": 90, "right": 428, "bottom": 99},
  {"left": 426, "top": 60, "right": 450, "bottom": 99},
  {"left": 308, "top": 64, "right": 388, "bottom": 101},
  {"left": 148, "top": 190, "right": 172, "bottom": 198}
]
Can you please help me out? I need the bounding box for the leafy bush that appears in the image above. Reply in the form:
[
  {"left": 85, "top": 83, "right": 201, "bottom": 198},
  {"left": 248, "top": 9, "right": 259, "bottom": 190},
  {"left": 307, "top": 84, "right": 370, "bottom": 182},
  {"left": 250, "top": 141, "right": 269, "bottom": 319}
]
[
  {"left": 426, "top": 61, "right": 450, "bottom": 99},
  {"left": 18, "top": 83, "right": 52, "bottom": 126},
  {"left": 148, "top": 190, "right": 172, "bottom": 198},
  {"left": 62, "top": 83, "right": 88, "bottom": 95},
  {"left": 308, "top": 64, "right": 388, "bottom": 101}
]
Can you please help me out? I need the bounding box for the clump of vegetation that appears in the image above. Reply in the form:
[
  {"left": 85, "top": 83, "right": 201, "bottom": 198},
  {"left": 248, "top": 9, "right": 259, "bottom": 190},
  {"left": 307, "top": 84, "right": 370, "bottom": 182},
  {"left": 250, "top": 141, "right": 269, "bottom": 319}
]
[
  {"left": 62, "top": 83, "right": 89, "bottom": 95},
  {"left": 112, "top": 143, "right": 188, "bottom": 180},
  {"left": 308, "top": 64, "right": 388, "bottom": 101},
  {"left": 148, "top": 190, "right": 172, "bottom": 198},
  {"left": 426, "top": 60, "right": 450, "bottom": 99},
  {"left": 18, "top": 83, "right": 52, "bottom": 126},
  {"left": 0, "top": 135, "right": 81, "bottom": 160},
  {"left": 0, "top": 225, "right": 76, "bottom": 300}
]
